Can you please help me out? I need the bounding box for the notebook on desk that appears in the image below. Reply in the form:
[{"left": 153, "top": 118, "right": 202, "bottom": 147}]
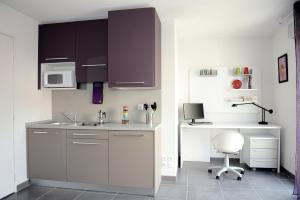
[{"left": 188, "top": 122, "right": 213, "bottom": 126}]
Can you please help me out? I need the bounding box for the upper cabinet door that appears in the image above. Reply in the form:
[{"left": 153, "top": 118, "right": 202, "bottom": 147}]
[
  {"left": 39, "top": 22, "right": 76, "bottom": 63},
  {"left": 76, "top": 19, "right": 108, "bottom": 83},
  {"left": 108, "top": 8, "right": 161, "bottom": 88}
]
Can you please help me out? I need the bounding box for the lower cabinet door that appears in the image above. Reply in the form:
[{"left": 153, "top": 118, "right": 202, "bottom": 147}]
[
  {"left": 27, "top": 128, "right": 67, "bottom": 181},
  {"left": 109, "top": 131, "right": 154, "bottom": 188},
  {"left": 67, "top": 139, "right": 108, "bottom": 185}
]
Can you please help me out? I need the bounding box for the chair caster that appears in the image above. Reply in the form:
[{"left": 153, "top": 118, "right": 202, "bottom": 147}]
[
  {"left": 237, "top": 177, "right": 242, "bottom": 181},
  {"left": 241, "top": 171, "right": 244, "bottom": 174},
  {"left": 208, "top": 169, "right": 212, "bottom": 173},
  {"left": 216, "top": 176, "right": 220, "bottom": 180}
]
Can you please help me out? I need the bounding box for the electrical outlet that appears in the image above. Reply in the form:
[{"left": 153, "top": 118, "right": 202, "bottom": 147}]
[
  {"left": 137, "top": 104, "right": 144, "bottom": 111},
  {"left": 166, "top": 156, "right": 174, "bottom": 168},
  {"left": 167, "top": 156, "right": 173, "bottom": 162},
  {"left": 162, "top": 155, "right": 167, "bottom": 168}
]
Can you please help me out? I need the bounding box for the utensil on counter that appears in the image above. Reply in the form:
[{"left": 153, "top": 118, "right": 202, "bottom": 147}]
[
  {"left": 144, "top": 103, "right": 149, "bottom": 111},
  {"left": 145, "top": 102, "right": 157, "bottom": 125},
  {"left": 98, "top": 110, "right": 106, "bottom": 124},
  {"left": 151, "top": 102, "right": 157, "bottom": 111}
]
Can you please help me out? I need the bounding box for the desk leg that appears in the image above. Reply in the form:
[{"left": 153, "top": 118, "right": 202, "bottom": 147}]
[
  {"left": 277, "top": 130, "right": 281, "bottom": 173},
  {"left": 179, "top": 127, "right": 183, "bottom": 168}
]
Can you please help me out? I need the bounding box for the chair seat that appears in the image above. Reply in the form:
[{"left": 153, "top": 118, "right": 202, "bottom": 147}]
[
  {"left": 209, "top": 130, "right": 245, "bottom": 180},
  {"left": 213, "top": 131, "right": 244, "bottom": 153}
]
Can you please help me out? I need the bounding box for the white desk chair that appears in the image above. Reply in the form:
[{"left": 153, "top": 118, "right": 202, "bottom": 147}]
[{"left": 208, "top": 130, "right": 245, "bottom": 180}]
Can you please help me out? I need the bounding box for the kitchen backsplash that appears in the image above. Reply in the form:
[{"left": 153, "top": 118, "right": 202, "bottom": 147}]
[{"left": 52, "top": 83, "right": 161, "bottom": 124}]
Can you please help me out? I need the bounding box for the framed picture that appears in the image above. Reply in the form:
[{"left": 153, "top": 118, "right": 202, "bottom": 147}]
[{"left": 278, "top": 54, "right": 288, "bottom": 83}]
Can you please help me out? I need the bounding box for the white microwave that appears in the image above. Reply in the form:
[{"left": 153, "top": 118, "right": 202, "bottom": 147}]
[{"left": 43, "top": 70, "right": 76, "bottom": 88}]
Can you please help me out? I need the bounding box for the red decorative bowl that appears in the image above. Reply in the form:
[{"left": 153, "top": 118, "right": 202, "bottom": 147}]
[{"left": 232, "top": 79, "right": 242, "bottom": 89}]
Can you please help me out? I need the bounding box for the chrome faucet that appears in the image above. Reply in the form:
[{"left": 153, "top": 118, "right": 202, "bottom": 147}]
[
  {"left": 61, "top": 113, "right": 77, "bottom": 125},
  {"left": 98, "top": 110, "right": 106, "bottom": 124}
]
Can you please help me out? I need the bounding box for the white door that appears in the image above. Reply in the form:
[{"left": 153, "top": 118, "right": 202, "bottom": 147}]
[{"left": 0, "top": 33, "right": 15, "bottom": 198}]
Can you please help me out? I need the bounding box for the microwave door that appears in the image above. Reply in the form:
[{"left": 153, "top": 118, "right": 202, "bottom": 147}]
[
  {"left": 48, "top": 74, "right": 63, "bottom": 84},
  {"left": 44, "top": 71, "right": 75, "bottom": 88},
  {"left": 44, "top": 73, "right": 65, "bottom": 88}
]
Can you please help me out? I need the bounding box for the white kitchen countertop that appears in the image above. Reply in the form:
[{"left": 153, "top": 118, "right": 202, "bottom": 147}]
[{"left": 26, "top": 120, "right": 162, "bottom": 131}]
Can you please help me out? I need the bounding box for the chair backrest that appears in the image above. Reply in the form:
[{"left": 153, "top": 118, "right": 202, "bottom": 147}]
[{"left": 212, "top": 131, "right": 244, "bottom": 153}]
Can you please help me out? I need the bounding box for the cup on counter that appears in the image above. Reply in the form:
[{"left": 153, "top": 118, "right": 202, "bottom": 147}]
[
  {"left": 235, "top": 67, "right": 241, "bottom": 75},
  {"left": 243, "top": 67, "right": 249, "bottom": 75}
]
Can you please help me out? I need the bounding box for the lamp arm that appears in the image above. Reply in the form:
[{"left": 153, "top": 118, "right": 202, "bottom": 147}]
[
  {"left": 252, "top": 103, "right": 271, "bottom": 112},
  {"left": 233, "top": 103, "right": 273, "bottom": 113}
]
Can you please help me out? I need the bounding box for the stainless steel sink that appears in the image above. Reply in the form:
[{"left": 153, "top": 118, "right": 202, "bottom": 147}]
[
  {"left": 46, "top": 122, "right": 73, "bottom": 126},
  {"left": 79, "top": 122, "right": 107, "bottom": 127}
]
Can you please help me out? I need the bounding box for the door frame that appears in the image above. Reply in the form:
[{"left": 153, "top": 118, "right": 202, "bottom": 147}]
[{"left": 0, "top": 31, "right": 16, "bottom": 197}]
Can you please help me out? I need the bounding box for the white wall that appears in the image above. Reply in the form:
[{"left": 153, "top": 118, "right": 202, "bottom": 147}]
[
  {"left": 177, "top": 36, "right": 273, "bottom": 122},
  {"left": 161, "top": 20, "right": 178, "bottom": 176},
  {"left": 271, "top": 17, "right": 296, "bottom": 174},
  {"left": 52, "top": 83, "right": 161, "bottom": 123},
  {"left": 0, "top": 3, "right": 52, "bottom": 186}
]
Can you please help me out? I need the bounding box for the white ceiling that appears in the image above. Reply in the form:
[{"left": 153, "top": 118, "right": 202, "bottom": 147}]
[{"left": 0, "top": 0, "right": 296, "bottom": 38}]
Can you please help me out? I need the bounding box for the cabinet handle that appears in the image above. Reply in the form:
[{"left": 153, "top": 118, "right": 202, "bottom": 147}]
[
  {"left": 45, "top": 57, "right": 68, "bottom": 61},
  {"left": 33, "top": 131, "right": 48, "bottom": 134},
  {"left": 73, "top": 133, "right": 97, "bottom": 136},
  {"left": 113, "top": 134, "right": 145, "bottom": 137},
  {"left": 114, "top": 82, "right": 145, "bottom": 84},
  {"left": 73, "top": 141, "right": 102, "bottom": 145},
  {"left": 33, "top": 131, "right": 59, "bottom": 135},
  {"left": 81, "top": 64, "right": 107, "bottom": 67}
]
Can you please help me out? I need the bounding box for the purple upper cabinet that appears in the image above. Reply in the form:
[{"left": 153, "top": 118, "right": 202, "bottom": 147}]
[
  {"left": 76, "top": 19, "right": 108, "bottom": 83},
  {"left": 108, "top": 8, "right": 161, "bottom": 88},
  {"left": 38, "top": 22, "right": 76, "bottom": 89},
  {"left": 39, "top": 22, "right": 76, "bottom": 63}
]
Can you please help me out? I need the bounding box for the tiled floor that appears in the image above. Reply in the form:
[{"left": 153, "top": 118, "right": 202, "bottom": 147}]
[{"left": 3, "top": 161, "right": 296, "bottom": 200}]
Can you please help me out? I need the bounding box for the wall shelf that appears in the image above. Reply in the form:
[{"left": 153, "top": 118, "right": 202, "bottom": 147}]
[
  {"left": 232, "top": 74, "right": 253, "bottom": 77},
  {"left": 199, "top": 75, "right": 218, "bottom": 77},
  {"left": 231, "top": 89, "right": 258, "bottom": 91},
  {"left": 229, "top": 101, "right": 258, "bottom": 104}
]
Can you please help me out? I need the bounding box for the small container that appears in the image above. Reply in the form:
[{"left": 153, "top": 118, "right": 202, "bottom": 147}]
[
  {"left": 243, "top": 67, "right": 249, "bottom": 75},
  {"left": 146, "top": 112, "right": 153, "bottom": 125},
  {"left": 122, "top": 106, "right": 129, "bottom": 124},
  {"left": 235, "top": 67, "right": 241, "bottom": 75}
]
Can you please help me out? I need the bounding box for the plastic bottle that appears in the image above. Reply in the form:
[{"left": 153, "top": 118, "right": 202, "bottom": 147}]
[{"left": 122, "top": 106, "right": 129, "bottom": 124}]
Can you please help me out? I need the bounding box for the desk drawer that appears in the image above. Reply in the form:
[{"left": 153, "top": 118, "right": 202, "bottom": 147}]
[
  {"left": 250, "top": 139, "right": 278, "bottom": 149},
  {"left": 249, "top": 158, "right": 277, "bottom": 168},
  {"left": 250, "top": 149, "right": 277, "bottom": 159},
  {"left": 67, "top": 129, "right": 108, "bottom": 139}
]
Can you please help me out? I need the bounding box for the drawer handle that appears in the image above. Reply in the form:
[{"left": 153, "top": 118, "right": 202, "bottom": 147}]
[
  {"left": 33, "top": 131, "right": 48, "bottom": 134},
  {"left": 33, "top": 131, "right": 59, "bottom": 135},
  {"left": 113, "top": 134, "right": 145, "bottom": 137},
  {"left": 45, "top": 57, "right": 68, "bottom": 61},
  {"left": 81, "top": 64, "right": 107, "bottom": 67},
  {"left": 73, "top": 133, "right": 97, "bottom": 136},
  {"left": 73, "top": 142, "right": 102, "bottom": 145},
  {"left": 114, "top": 82, "right": 145, "bottom": 85}
]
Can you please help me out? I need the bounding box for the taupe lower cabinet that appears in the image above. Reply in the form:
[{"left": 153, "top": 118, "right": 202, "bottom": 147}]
[
  {"left": 27, "top": 127, "right": 161, "bottom": 196},
  {"left": 67, "top": 130, "right": 109, "bottom": 185},
  {"left": 109, "top": 131, "right": 154, "bottom": 188},
  {"left": 27, "top": 128, "right": 67, "bottom": 181}
]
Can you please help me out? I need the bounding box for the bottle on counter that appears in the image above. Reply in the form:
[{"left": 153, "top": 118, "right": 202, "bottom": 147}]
[{"left": 122, "top": 106, "right": 129, "bottom": 124}]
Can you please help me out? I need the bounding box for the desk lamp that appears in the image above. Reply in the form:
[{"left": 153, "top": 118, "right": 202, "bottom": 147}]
[{"left": 232, "top": 103, "right": 273, "bottom": 125}]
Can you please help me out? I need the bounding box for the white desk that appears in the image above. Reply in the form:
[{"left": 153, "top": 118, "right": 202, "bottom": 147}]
[{"left": 179, "top": 122, "right": 281, "bottom": 172}]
